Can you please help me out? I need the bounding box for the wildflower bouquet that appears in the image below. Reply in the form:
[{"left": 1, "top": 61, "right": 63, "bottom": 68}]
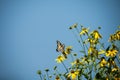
[{"left": 37, "top": 24, "right": 120, "bottom": 80}]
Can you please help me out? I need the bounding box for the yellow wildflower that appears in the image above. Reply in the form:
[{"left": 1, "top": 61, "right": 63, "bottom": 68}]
[
  {"left": 100, "top": 57, "right": 107, "bottom": 67},
  {"left": 108, "top": 60, "right": 115, "bottom": 67},
  {"left": 112, "top": 67, "right": 118, "bottom": 72},
  {"left": 116, "top": 30, "right": 120, "bottom": 35},
  {"left": 55, "top": 75, "right": 60, "bottom": 80},
  {"left": 109, "top": 34, "right": 115, "bottom": 41},
  {"left": 87, "top": 38, "right": 98, "bottom": 46},
  {"left": 98, "top": 49, "right": 105, "bottom": 54},
  {"left": 65, "top": 46, "right": 72, "bottom": 55},
  {"left": 109, "top": 30, "right": 120, "bottom": 41},
  {"left": 106, "top": 49, "right": 118, "bottom": 57},
  {"left": 88, "top": 46, "right": 98, "bottom": 57},
  {"left": 106, "top": 77, "right": 109, "bottom": 80},
  {"left": 115, "top": 30, "right": 120, "bottom": 40},
  {"left": 91, "top": 30, "right": 102, "bottom": 40},
  {"left": 88, "top": 46, "right": 94, "bottom": 55},
  {"left": 71, "top": 59, "right": 83, "bottom": 66},
  {"left": 108, "top": 58, "right": 116, "bottom": 67},
  {"left": 37, "top": 70, "right": 42, "bottom": 75},
  {"left": 68, "top": 70, "right": 80, "bottom": 80},
  {"left": 56, "top": 55, "right": 65, "bottom": 63},
  {"left": 81, "top": 56, "right": 91, "bottom": 64},
  {"left": 69, "top": 23, "right": 78, "bottom": 29},
  {"left": 80, "top": 27, "right": 89, "bottom": 35},
  {"left": 45, "top": 68, "right": 49, "bottom": 72}
]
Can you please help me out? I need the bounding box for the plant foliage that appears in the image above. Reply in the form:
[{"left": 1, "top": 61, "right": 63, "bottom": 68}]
[{"left": 37, "top": 24, "right": 120, "bottom": 80}]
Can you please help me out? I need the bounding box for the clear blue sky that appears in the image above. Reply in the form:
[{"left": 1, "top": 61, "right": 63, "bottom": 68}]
[{"left": 0, "top": 0, "right": 120, "bottom": 80}]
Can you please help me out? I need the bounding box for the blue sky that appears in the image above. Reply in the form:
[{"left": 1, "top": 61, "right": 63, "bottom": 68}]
[{"left": 0, "top": 0, "right": 120, "bottom": 80}]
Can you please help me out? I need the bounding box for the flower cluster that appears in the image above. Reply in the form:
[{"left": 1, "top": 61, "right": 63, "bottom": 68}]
[
  {"left": 37, "top": 24, "right": 120, "bottom": 80},
  {"left": 109, "top": 30, "right": 120, "bottom": 41}
]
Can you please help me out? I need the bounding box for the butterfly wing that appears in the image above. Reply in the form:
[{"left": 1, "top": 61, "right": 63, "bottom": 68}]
[
  {"left": 56, "top": 40, "right": 65, "bottom": 53},
  {"left": 56, "top": 40, "right": 67, "bottom": 58}
]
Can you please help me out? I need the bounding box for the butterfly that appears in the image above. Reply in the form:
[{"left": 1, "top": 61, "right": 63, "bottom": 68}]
[
  {"left": 56, "top": 40, "right": 65, "bottom": 53},
  {"left": 56, "top": 40, "right": 67, "bottom": 58}
]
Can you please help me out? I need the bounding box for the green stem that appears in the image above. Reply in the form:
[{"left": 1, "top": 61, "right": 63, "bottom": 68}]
[
  {"left": 71, "top": 30, "right": 83, "bottom": 48},
  {"left": 70, "top": 53, "right": 74, "bottom": 62},
  {"left": 61, "top": 61, "right": 68, "bottom": 73},
  {"left": 46, "top": 72, "right": 49, "bottom": 80},
  {"left": 98, "top": 42, "right": 105, "bottom": 50},
  {"left": 90, "top": 63, "right": 94, "bottom": 80},
  {"left": 39, "top": 75, "right": 43, "bottom": 80},
  {"left": 116, "top": 56, "right": 120, "bottom": 64},
  {"left": 76, "top": 28, "right": 87, "bottom": 55}
]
